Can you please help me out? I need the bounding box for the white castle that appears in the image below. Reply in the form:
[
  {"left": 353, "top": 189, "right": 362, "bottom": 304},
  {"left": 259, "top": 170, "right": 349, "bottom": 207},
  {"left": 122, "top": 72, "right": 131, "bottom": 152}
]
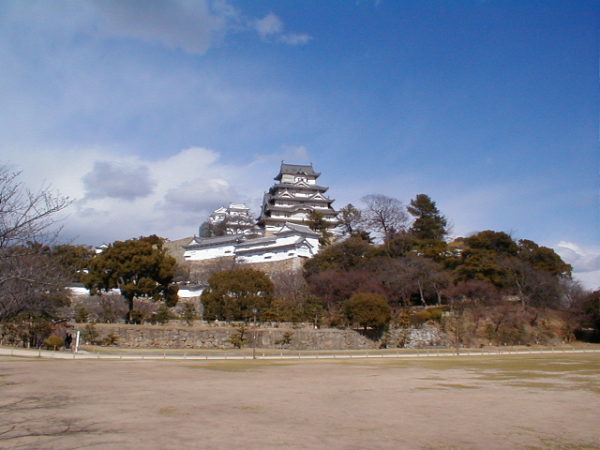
[
  {"left": 259, "top": 163, "right": 338, "bottom": 232},
  {"left": 204, "top": 203, "right": 257, "bottom": 236},
  {"left": 183, "top": 162, "right": 337, "bottom": 267}
]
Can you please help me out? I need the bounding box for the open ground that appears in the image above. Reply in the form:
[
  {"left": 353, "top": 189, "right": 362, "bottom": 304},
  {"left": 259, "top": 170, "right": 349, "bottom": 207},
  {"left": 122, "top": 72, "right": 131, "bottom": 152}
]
[{"left": 1, "top": 353, "right": 599, "bottom": 449}]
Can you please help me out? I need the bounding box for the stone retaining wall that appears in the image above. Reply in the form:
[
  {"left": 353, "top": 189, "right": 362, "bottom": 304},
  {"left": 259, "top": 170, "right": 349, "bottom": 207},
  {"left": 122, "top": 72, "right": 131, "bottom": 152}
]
[{"left": 72, "top": 323, "right": 447, "bottom": 350}]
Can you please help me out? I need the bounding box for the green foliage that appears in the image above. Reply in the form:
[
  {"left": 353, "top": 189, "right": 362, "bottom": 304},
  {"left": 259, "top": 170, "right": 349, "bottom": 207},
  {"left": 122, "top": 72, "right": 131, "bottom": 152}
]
[
  {"left": 454, "top": 248, "right": 511, "bottom": 288},
  {"left": 345, "top": 292, "right": 392, "bottom": 330},
  {"left": 202, "top": 268, "right": 274, "bottom": 322},
  {"left": 303, "top": 235, "right": 377, "bottom": 275},
  {"left": 51, "top": 244, "right": 95, "bottom": 282},
  {"left": 307, "top": 210, "right": 334, "bottom": 246},
  {"left": 181, "top": 302, "right": 197, "bottom": 326},
  {"left": 517, "top": 239, "right": 572, "bottom": 278},
  {"left": 338, "top": 203, "right": 363, "bottom": 237},
  {"left": 83, "top": 236, "right": 178, "bottom": 323},
  {"left": 464, "top": 230, "right": 518, "bottom": 256},
  {"left": 44, "top": 334, "right": 64, "bottom": 351},
  {"left": 227, "top": 326, "right": 248, "bottom": 348},
  {"left": 413, "top": 238, "right": 452, "bottom": 263},
  {"left": 407, "top": 194, "right": 448, "bottom": 241},
  {"left": 75, "top": 306, "right": 90, "bottom": 323}
]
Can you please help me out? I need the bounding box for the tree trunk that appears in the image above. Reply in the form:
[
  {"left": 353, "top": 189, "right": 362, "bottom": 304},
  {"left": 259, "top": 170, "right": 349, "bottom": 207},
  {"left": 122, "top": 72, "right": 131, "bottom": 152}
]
[
  {"left": 126, "top": 297, "right": 134, "bottom": 324},
  {"left": 417, "top": 281, "right": 426, "bottom": 306}
]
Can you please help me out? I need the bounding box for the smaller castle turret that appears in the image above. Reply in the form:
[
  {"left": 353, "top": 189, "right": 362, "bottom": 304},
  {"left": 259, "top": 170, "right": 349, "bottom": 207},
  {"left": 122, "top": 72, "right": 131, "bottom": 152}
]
[{"left": 201, "top": 203, "right": 257, "bottom": 237}]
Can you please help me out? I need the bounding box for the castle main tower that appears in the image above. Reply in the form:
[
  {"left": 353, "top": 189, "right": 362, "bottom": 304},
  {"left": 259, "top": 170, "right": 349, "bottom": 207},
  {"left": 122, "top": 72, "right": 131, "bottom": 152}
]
[{"left": 258, "top": 162, "right": 337, "bottom": 233}]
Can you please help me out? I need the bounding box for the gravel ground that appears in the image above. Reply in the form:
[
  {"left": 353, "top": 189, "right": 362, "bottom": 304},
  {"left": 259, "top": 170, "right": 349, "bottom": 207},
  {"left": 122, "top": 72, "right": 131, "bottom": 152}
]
[{"left": 0, "top": 354, "right": 598, "bottom": 449}]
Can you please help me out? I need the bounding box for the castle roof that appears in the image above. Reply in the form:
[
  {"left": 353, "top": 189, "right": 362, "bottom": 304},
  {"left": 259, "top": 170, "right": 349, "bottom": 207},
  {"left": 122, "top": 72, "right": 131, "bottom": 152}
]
[
  {"left": 268, "top": 183, "right": 328, "bottom": 193},
  {"left": 235, "top": 237, "right": 315, "bottom": 255},
  {"left": 274, "top": 163, "right": 320, "bottom": 181},
  {"left": 184, "top": 235, "right": 241, "bottom": 249},
  {"left": 276, "top": 222, "right": 320, "bottom": 237}
]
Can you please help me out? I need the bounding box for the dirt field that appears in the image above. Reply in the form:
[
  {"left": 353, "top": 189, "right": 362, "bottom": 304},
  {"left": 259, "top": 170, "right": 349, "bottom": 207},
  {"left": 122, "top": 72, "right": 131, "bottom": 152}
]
[{"left": 1, "top": 353, "right": 599, "bottom": 449}]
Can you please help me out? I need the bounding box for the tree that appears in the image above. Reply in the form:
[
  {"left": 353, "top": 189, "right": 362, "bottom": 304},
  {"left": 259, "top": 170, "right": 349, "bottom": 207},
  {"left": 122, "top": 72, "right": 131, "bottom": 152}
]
[
  {"left": 307, "top": 210, "right": 334, "bottom": 246},
  {"left": 345, "top": 292, "right": 391, "bottom": 330},
  {"left": 307, "top": 269, "right": 386, "bottom": 318},
  {"left": 407, "top": 194, "right": 448, "bottom": 241},
  {"left": 51, "top": 244, "right": 95, "bottom": 282},
  {"left": 361, "top": 194, "right": 408, "bottom": 245},
  {"left": 337, "top": 203, "right": 364, "bottom": 238},
  {"left": 517, "top": 239, "right": 572, "bottom": 278},
  {"left": 577, "top": 290, "right": 600, "bottom": 342},
  {"left": 0, "top": 166, "right": 71, "bottom": 342},
  {"left": 83, "top": 236, "right": 178, "bottom": 323},
  {"left": 303, "top": 235, "right": 379, "bottom": 275},
  {"left": 0, "top": 166, "right": 70, "bottom": 248},
  {"left": 464, "top": 230, "right": 518, "bottom": 256},
  {"left": 453, "top": 248, "right": 511, "bottom": 288},
  {"left": 373, "top": 256, "right": 451, "bottom": 306},
  {"left": 181, "top": 302, "right": 196, "bottom": 326},
  {"left": 201, "top": 268, "right": 274, "bottom": 322}
]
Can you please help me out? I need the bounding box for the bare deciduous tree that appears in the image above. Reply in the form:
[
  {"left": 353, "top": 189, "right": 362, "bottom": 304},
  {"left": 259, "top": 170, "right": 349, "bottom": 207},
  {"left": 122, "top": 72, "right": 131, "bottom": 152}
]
[
  {"left": 361, "top": 194, "right": 408, "bottom": 246},
  {"left": 0, "top": 165, "right": 71, "bottom": 325},
  {"left": 0, "top": 166, "right": 69, "bottom": 248}
]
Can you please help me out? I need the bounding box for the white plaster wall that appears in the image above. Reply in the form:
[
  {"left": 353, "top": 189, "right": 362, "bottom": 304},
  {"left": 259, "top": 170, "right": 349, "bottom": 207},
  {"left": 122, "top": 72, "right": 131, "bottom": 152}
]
[
  {"left": 184, "top": 244, "right": 237, "bottom": 261},
  {"left": 178, "top": 287, "right": 204, "bottom": 298},
  {"left": 237, "top": 248, "right": 295, "bottom": 264}
]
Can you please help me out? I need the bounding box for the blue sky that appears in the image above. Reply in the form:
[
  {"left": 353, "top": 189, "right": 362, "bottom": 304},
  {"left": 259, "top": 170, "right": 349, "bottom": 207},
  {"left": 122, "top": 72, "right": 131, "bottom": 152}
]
[{"left": 0, "top": 1, "right": 598, "bottom": 288}]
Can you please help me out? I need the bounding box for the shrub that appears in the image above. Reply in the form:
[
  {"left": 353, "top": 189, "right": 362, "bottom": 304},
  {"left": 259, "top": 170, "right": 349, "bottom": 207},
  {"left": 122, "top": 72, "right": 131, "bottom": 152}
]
[
  {"left": 75, "top": 306, "right": 90, "bottom": 323},
  {"left": 345, "top": 292, "right": 391, "bottom": 330},
  {"left": 82, "top": 323, "right": 98, "bottom": 344},
  {"left": 129, "top": 310, "right": 144, "bottom": 324},
  {"left": 411, "top": 306, "right": 448, "bottom": 327},
  {"left": 275, "top": 331, "right": 293, "bottom": 346},
  {"left": 227, "top": 326, "right": 247, "bottom": 349},
  {"left": 181, "top": 302, "right": 197, "bottom": 326},
  {"left": 150, "top": 304, "right": 172, "bottom": 324},
  {"left": 101, "top": 333, "right": 119, "bottom": 346},
  {"left": 44, "top": 335, "right": 64, "bottom": 351}
]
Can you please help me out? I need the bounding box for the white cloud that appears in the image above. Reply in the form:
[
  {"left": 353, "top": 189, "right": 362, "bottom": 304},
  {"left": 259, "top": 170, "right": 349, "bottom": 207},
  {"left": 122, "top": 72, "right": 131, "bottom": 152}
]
[
  {"left": 254, "top": 12, "right": 312, "bottom": 45},
  {"left": 162, "top": 177, "right": 236, "bottom": 213},
  {"left": 93, "top": 2, "right": 311, "bottom": 53},
  {"left": 555, "top": 242, "right": 600, "bottom": 273},
  {"left": 280, "top": 33, "right": 312, "bottom": 45},
  {"left": 281, "top": 145, "right": 310, "bottom": 161},
  {"left": 251, "top": 145, "right": 311, "bottom": 165},
  {"left": 255, "top": 13, "right": 284, "bottom": 38},
  {"left": 83, "top": 161, "right": 155, "bottom": 200},
  {"left": 92, "top": 0, "right": 237, "bottom": 55},
  {"left": 0, "top": 144, "right": 271, "bottom": 245},
  {"left": 555, "top": 241, "right": 600, "bottom": 290}
]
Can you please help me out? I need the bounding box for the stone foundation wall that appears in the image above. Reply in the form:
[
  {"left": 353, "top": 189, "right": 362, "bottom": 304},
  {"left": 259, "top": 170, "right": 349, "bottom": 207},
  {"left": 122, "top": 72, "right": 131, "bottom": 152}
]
[
  {"left": 185, "top": 255, "right": 305, "bottom": 282},
  {"left": 72, "top": 323, "right": 447, "bottom": 350}
]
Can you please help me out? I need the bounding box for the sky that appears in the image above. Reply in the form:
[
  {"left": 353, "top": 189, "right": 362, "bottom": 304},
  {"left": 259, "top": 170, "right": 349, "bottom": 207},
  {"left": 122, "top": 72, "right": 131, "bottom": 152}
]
[{"left": 1, "top": 0, "right": 599, "bottom": 289}]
